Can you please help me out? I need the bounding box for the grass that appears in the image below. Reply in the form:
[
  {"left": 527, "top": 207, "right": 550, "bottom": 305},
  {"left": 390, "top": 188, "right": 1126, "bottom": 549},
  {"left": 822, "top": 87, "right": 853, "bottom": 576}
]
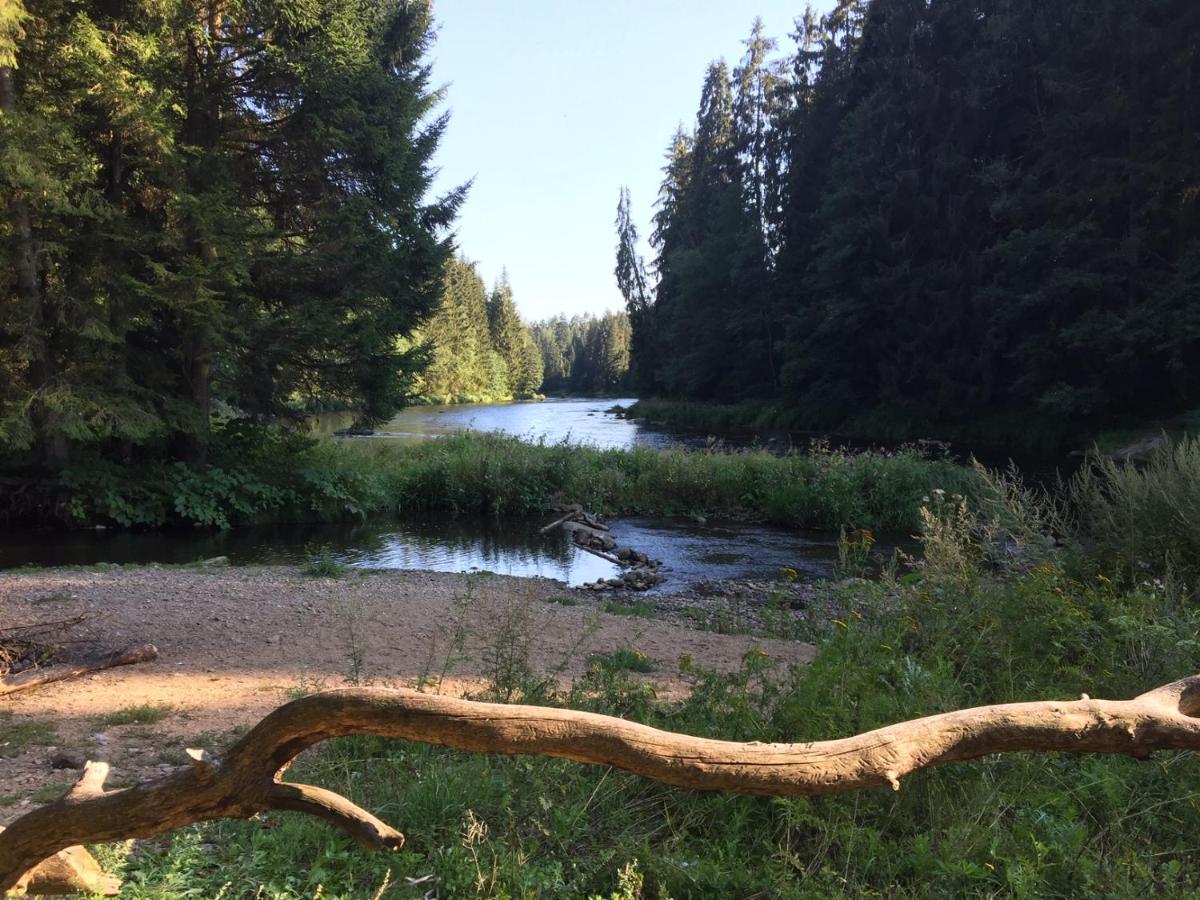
[
  {"left": 29, "top": 782, "right": 72, "bottom": 804},
  {"left": 0, "top": 716, "right": 58, "bottom": 756},
  {"left": 1064, "top": 434, "right": 1200, "bottom": 582},
  {"left": 95, "top": 703, "right": 174, "bottom": 727},
  {"left": 301, "top": 549, "right": 351, "bottom": 578},
  {"left": 30, "top": 421, "right": 983, "bottom": 532},
  {"left": 588, "top": 648, "right": 658, "bottom": 674},
  {"left": 316, "top": 431, "right": 981, "bottom": 532},
  {"left": 600, "top": 600, "right": 655, "bottom": 618}
]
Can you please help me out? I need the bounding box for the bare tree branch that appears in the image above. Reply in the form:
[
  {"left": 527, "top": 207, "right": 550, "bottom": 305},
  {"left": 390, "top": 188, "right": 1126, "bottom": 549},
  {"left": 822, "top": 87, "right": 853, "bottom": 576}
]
[
  {"left": 0, "top": 644, "right": 158, "bottom": 697},
  {"left": 2, "top": 676, "right": 1198, "bottom": 892}
]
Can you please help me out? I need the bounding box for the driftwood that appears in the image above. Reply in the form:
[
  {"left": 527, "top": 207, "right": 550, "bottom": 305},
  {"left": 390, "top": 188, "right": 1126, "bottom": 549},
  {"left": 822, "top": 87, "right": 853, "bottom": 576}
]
[
  {"left": 2, "top": 677, "right": 1199, "bottom": 893},
  {"left": 572, "top": 542, "right": 623, "bottom": 565},
  {"left": 0, "top": 644, "right": 158, "bottom": 697}
]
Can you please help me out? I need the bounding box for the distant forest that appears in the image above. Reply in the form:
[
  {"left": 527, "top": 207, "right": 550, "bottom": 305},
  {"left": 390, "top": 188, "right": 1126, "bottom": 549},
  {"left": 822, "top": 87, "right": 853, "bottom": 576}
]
[
  {"left": 618, "top": 1, "right": 1200, "bottom": 440},
  {"left": 413, "top": 261, "right": 632, "bottom": 403},
  {"left": 412, "top": 260, "right": 543, "bottom": 404},
  {"left": 530, "top": 313, "right": 633, "bottom": 396}
]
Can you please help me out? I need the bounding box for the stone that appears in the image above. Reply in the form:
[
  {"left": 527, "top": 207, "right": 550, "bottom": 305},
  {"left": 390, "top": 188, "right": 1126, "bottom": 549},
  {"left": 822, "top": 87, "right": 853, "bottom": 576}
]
[{"left": 50, "top": 750, "right": 86, "bottom": 770}]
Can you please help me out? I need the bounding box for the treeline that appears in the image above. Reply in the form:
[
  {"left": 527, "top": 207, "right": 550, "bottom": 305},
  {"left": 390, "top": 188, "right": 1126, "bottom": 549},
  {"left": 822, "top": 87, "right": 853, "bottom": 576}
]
[
  {"left": 619, "top": 2, "right": 1200, "bottom": 443},
  {"left": 0, "top": 0, "right": 458, "bottom": 474},
  {"left": 530, "top": 312, "right": 633, "bottom": 396},
  {"left": 412, "top": 260, "right": 543, "bottom": 404}
]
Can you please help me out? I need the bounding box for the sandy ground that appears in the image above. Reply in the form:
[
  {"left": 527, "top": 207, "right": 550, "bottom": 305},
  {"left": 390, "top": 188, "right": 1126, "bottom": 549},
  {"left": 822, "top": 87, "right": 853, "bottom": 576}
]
[{"left": 0, "top": 566, "right": 813, "bottom": 824}]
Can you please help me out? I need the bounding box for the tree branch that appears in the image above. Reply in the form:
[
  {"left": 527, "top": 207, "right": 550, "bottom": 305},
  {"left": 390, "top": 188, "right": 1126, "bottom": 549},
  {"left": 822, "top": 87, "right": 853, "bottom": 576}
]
[
  {"left": 267, "top": 783, "right": 404, "bottom": 851},
  {"left": 2, "top": 676, "right": 1198, "bottom": 892},
  {"left": 0, "top": 644, "right": 158, "bottom": 697}
]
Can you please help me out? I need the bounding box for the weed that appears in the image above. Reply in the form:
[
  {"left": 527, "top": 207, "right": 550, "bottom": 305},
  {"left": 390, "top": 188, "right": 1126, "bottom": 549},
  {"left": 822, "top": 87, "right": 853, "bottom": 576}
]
[
  {"left": 29, "top": 782, "right": 72, "bottom": 804},
  {"left": 1065, "top": 434, "right": 1200, "bottom": 583},
  {"left": 588, "top": 648, "right": 657, "bottom": 674},
  {"left": 301, "top": 549, "right": 350, "bottom": 578},
  {"left": 0, "top": 716, "right": 58, "bottom": 756},
  {"left": 96, "top": 704, "right": 173, "bottom": 727},
  {"left": 45, "top": 447, "right": 1200, "bottom": 898},
  {"left": 600, "top": 599, "right": 655, "bottom": 618}
]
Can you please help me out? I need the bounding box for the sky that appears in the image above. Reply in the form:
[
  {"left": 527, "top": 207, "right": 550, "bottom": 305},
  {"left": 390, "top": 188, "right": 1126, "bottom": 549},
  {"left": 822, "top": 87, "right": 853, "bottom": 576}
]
[{"left": 426, "top": 0, "right": 832, "bottom": 322}]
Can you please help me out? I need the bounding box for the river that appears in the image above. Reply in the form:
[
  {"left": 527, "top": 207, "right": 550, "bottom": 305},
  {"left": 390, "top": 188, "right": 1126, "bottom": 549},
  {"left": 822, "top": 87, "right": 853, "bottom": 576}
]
[
  {"left": 311, "top": 397, "right": 681, "bottom": 450},
  {"left": 2, "top": 398, "right": 898, "bottom": 588}
]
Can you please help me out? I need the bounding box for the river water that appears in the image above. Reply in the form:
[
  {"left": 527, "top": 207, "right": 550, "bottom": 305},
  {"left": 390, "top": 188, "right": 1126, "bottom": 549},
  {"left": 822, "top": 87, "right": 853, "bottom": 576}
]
[
  {"left": 2, "top": 399, "right": 899, "bottom": 587},
  {"left": 0, "top": 514, "right": 859, "bottom": 590},
  {"left": 312, "top": 397, "right": 682, "bottom": 450}
]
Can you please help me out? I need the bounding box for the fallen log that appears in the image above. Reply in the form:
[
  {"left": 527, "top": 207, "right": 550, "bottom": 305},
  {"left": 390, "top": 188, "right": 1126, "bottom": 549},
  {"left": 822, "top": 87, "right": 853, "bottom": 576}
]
[
  {"left": 572, "top": 542, "right": 623, "bottom": 565},
  {"left": 539, "top": 510, "right": 579, "bottom": 534},
  {"left": 0, "top": 644, "right": 158, "bottom": 697},
  {"left": 2, "top": 676, "right": 1198, "bottom": 893}
]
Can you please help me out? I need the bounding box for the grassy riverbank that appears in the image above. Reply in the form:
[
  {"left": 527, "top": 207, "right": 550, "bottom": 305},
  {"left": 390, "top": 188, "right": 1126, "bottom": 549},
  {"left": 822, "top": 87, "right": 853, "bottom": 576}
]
[
  {"left": 90, "top": 458, "right": 1200, "bottom": 898},
  {"left": 629, "top": 399, "right": 1200, "bottom": 458},
  {"left": 42, "top": 428, "right": 981, "bottom": 532},
  {"left": 339, "top": 433, "right": 979, "bottom": 530}
]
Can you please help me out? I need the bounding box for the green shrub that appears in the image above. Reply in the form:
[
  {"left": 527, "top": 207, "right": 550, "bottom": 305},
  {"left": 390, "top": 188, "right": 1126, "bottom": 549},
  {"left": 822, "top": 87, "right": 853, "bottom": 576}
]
[
  {"left": 301, "top": 549, "right": 350, "bottom": 578},
  {"left": 1065, "top": 435, "right": 1200, "bottom": 584}
]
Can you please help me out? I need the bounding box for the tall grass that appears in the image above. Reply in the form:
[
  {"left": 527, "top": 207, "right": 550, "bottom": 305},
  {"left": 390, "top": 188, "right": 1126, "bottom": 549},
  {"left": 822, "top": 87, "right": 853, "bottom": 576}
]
[
  {"left": 314, "top": 432, "right": 980, "bottom": 531},
  {"left": 1064, "top": 435, "right": 1200, "bottom": 582}
]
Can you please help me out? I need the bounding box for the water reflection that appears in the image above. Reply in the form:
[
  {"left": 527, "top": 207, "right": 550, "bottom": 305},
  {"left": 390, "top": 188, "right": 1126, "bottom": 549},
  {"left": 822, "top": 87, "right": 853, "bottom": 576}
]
[
  {"left": 0, "top": 514, "right": 874, "bottom": 590},
  {"left": 0, "top": 515, "right": 620, "bottom": 586},
  {"left": 312, "top": 397, "right": 685, "bottom": 451}
]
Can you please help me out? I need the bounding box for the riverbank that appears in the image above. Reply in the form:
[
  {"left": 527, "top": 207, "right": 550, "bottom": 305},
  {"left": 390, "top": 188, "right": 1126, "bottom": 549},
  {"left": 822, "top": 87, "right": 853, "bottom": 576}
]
[
  {"left": 12, "top": 429, "right": 982, "bottom": 533},
  {"left": 628, "top": 398, "right": 1200, "bottom": 458},
  {"left": 6, "top": 450, "right": 1200, "bottom": 896},
  {"left": 0, "top": 565, "right": 814, "bottom": 827}
]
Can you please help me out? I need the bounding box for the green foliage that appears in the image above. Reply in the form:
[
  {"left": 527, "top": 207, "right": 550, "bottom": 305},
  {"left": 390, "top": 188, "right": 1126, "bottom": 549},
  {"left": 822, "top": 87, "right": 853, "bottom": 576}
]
[
  {"left": 1064, "top": 435, "right": 1200, "bottom": 584},
  {"left": 49, "top": 419, "right": 385, "bottom": 528},
  {"left": 414, "top": 259, "right": 544, "bottom": 404},
  {"left": 343, "top": 432, "right": 979, "bottom": 530}
]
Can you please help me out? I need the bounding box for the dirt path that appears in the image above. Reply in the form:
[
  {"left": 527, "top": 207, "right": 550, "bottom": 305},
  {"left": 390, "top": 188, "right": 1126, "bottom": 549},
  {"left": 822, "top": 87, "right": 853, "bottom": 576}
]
[{"left": 0, "top": 566, "right": 812, "bottom": 824}]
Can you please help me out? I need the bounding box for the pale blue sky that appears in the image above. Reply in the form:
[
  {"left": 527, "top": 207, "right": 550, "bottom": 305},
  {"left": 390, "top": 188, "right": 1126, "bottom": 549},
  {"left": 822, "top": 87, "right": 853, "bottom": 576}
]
[{"left": 426, "top": 1, "right": 831, "bottom": 322}]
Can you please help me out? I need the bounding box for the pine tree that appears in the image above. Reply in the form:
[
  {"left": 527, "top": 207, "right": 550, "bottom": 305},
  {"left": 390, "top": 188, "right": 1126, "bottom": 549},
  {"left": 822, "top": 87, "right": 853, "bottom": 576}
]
[
  {"left": 0, "top": 0, "right": 462, "bottom": 475},
  {"left": 614, "top": 187, "right": 654, "bottom": 394}
]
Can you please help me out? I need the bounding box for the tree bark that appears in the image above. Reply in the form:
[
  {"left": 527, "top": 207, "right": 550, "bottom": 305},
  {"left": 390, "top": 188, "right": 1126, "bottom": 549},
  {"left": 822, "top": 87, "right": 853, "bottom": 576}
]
[{"left": 2, "top": 675, "right": 1199, "bottom": 892}]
